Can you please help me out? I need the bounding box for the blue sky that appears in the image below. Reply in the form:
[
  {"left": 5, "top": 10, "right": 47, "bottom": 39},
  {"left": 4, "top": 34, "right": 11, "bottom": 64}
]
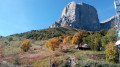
[{"left": 0, "top": 0, "right": 116, "bottom": 36}]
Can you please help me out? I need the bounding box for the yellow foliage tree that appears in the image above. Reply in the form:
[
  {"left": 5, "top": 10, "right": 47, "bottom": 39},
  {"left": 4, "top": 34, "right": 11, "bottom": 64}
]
[
  {"left": 105, "top": 42, "right": 119, "bottom": 63},
  {"left": 63, "top": 36, "right": 72, "bottom": 44},
  {"left": 63, "top": 38, "right": 67, "bottom": 44},
  {"left": 20, "top": 39, "right": 32, "bottom": 52},
  {"left": 72, "top": 32, "right": 83, "bottom": 45},
  {"left": 48, "top": 37, "right": 60, "bottom": 51}
]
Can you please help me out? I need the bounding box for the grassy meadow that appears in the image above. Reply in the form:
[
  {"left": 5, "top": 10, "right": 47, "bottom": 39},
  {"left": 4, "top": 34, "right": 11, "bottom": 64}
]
[{"left": 0, "top": 27, "right": 120, "bottom": 67}]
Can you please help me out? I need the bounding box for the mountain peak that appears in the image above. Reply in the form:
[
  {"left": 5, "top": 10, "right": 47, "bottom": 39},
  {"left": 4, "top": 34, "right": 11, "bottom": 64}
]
[
  {"left": 69, "top": 1, "right": 76, "bottom": 4},
  {"left": 50, "top": 1, "right": 115, "bottom": 31}
]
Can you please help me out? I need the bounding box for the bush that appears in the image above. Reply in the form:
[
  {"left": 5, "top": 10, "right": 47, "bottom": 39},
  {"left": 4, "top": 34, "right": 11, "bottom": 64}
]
[
  {"left": 13, "top": 56, "right": 21, "bottom": 65},
  {"left": 37, "top": 36, "right": 42, "bottom": 40},
  {"left": 8, "top": 37, "right": 13, "bottom": 41},
  {"left": 19, "top": 39, "right": 32, "bottom": 52},
  {"left": 105, "top": 42, "right": 119, "bottom": 63}
]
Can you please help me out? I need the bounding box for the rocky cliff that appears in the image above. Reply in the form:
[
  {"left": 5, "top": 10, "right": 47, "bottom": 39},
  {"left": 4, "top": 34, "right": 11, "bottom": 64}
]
[
  {"left": 50, "top": 1, "right": 116, "bottom": 31},
  {"left": 100, "top": 16, "right": 116, "bottom": 30}
]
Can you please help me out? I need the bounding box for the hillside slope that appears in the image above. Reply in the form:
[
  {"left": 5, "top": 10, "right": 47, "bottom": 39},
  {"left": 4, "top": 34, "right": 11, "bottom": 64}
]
[{"left": 12, "top": 26, "right": 81, "bottom": 40}]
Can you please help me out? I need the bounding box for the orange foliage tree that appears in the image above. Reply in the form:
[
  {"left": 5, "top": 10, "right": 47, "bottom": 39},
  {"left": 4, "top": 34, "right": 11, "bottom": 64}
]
[
  {"left": 20, "top": 39, "right": 32, "bottom": 52},
  {"left": 63, "top": 36, "right": 72, "bottom": 44},
  {"left": 48, "top": 37, "right": 60, "bottom": 51},
  {"left": 72, "top": 32, "right": 83, "bottom": 45}
]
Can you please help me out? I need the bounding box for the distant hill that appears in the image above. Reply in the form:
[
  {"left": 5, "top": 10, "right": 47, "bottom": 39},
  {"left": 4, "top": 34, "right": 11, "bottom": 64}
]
[{"left": 11, "top": 26, "right": 81, "bottom": 40}]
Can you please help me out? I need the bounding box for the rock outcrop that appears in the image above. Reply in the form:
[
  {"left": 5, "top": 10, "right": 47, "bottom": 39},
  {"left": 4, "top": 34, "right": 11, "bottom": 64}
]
[
  {"left": 50, "top": 1, "right": 116, "bottom": 31},
  {"left": 100, "top": 16, "right": 116, "bottom": 30}
]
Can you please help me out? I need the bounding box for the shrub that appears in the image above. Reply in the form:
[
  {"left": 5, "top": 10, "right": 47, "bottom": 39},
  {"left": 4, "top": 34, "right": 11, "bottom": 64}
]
[
  {"left": 37, "top": 36, "right": 42, "bottom": 40},
  {"left": 8, "top": 37, "right": 13, "bottom": 41},
  {"left": 20, "top": 39, "right": 32, "bottom": 52},
  {"left": 105, "top": 42, "right": 119, "bottom": 63},
  {"left": 13, "top": 56, "right": 21, "bottom": 65}
]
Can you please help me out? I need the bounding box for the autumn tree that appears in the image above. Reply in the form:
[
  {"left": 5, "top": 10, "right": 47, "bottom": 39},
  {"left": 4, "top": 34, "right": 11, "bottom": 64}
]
[
  {"left": 72, "top": 32, "right": 83, "bottom": 45},
  {"left": 105, "top": 42, "right": 119, "bottom": 63},
  {"left": 20, "top": 39, "right": 32, "bottom": 52},
  {"left": 63, "top": 36, "right": 72, "bottom": 44},
  {"left": 48, "top": 37, "right": 60, "bottom": 51}
]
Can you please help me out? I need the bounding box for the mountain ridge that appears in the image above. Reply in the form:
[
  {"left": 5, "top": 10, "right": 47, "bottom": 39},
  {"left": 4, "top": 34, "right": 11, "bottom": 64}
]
[{"left": 50, "top": 1, "right": 116, "bottom": 31}]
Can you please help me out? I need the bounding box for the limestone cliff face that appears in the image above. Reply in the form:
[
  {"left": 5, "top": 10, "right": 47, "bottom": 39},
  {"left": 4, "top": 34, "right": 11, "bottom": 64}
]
[
  {"left": 50, "top": 1, "right": 100, "bottom": 31},
  {"left": 100, "top": 16, "right": 116, "bottom": 30},
  {"left": 50, "top": 1, "right": 116, "bottom": 31}
]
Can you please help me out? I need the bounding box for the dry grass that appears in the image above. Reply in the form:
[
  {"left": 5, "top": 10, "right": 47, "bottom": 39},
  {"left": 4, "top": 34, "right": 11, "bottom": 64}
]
[{"left": 1, "top": 37, "right": 120, "bottom": 67}]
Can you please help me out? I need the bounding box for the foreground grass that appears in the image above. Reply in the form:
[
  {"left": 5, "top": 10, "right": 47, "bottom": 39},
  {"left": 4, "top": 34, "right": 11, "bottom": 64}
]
[
  {"left": 1, "top": 38, "right": 120, "bottom": 67},
  {"left": 30, "top": 47, "right": 120, "bottom": 67}
]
